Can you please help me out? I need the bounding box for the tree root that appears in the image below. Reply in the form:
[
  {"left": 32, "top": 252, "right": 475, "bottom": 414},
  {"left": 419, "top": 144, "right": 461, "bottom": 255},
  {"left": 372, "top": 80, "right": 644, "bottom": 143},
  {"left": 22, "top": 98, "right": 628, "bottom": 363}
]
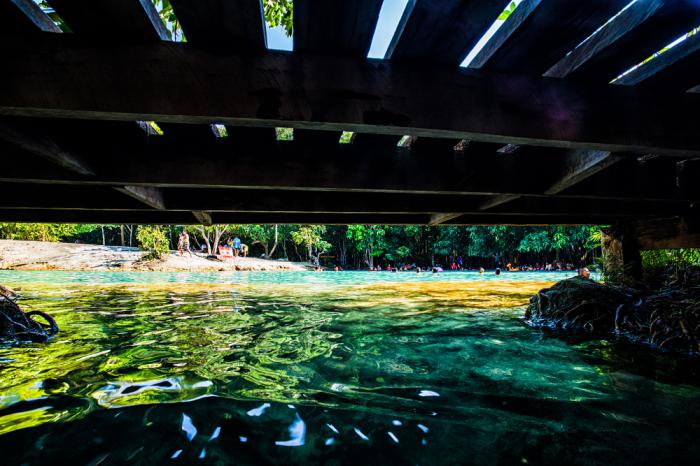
[{"left": 1, "top": 285, "right": 58, "bottom": 343}]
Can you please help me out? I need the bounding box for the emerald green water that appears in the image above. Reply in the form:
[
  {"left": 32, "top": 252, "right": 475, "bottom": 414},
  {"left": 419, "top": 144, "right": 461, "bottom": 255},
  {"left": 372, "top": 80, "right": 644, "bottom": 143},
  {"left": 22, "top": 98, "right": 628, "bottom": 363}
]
[{"left": 0, "top": 271, "right": 699, "bottom": 465}]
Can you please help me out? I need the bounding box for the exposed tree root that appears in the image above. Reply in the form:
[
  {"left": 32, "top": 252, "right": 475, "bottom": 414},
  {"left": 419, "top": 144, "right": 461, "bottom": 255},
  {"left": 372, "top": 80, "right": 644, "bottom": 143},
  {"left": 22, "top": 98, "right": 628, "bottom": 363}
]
[
  {"left": 0, "top": 285, "right": 58, "bottom": 343},
  {"left": 526, "top": 272, "right": 700, "bottom": 356}
]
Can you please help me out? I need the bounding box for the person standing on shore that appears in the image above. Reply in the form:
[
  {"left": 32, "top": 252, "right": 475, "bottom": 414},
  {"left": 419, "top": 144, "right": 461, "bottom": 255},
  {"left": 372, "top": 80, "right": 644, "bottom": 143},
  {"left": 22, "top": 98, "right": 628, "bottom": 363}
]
[{"left": 180, "top": 229, "right": 192, "bottom": 257}]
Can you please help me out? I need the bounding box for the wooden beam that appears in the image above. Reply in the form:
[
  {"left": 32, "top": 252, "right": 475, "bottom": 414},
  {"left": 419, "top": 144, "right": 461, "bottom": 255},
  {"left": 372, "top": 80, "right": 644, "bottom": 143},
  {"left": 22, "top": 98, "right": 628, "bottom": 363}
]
[
  {"left": 386, "top": 0, "right": 505, "bottom": 64},
  {"left": 294, "top": 0, "right": 383, "bottom": 57},
  {"left": 466, "top": 0, "right": 542, "bottom": 69},
  {"left": 5, "top": 0, "right": 62, "bottom": 33},
  {"left": 0, "top": 121, "right": 94, "bottom": 175},
  {"left": 115, "top": 185, "right": 166, "bottom": 210},
  {"left": 169, "top": 0, "right": 267, "bottom": 51},
  {"left": 635, "top": 217, "right": 700, "bottom": 249},
  {"left": 4, "top": 38, "right": 700, "bottom": 156},
  {"left": 429, "top": 213, "right": 466, "bottom": 225},
  {"left": 50, "top": 0, "right": 169, "bottom": 41},
  {"left": 484, "top": 0, "right": 631, "bottom": 75},
  {"left": 479, "top": 150, "right": 622, "bottom": 210},
  {"left": 0, "top": 208, "right": 631, "bottom": 226},
  {"left": 544, "top": 0, "right": 664, "bottom": 78},
  {"left": 543, "top": 150, "right": 622, "bottom": 195},
  {"left": 192, "top": 210, "right": 212, "bottom": 225},
  {"left": 614, "top": 26, "right": 700, "bottom": 86}
]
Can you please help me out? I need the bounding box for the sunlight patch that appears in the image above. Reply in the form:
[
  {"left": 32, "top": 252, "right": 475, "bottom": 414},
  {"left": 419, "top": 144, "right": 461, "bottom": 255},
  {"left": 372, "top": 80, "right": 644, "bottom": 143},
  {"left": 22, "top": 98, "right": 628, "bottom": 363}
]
[
  {"left": 339, "top": 131, "right": 355, "bottom": 144},
  {"left": 211, "top": 124, "right": 228, "bottom": 138},
  {"left": 460, "top": 0, "right": 524, "bottom": 68},
  {"left": 151, "top": 0, "right": 186, "bottom": 42},
  {"left": 137, "top": 121, "right": 164, "bottom": 136},
  {"left": 32, "top": 0, "right": 69, "bottom": 31},
  {"left": 367, "top": 0, "right": 413, "bottom": 58},
  {"left": 276, "top": 128, "right": 294, "bottom": 141},
  {"left": 611, "top": 25, "right": 700, "bottom": 84}
]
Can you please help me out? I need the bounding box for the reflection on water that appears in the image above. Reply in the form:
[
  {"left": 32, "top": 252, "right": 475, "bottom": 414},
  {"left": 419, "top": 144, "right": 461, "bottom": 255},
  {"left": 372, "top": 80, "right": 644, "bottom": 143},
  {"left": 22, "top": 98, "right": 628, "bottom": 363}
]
[{"left": 0, "top": 272, "right": 698, "bottom": 465}]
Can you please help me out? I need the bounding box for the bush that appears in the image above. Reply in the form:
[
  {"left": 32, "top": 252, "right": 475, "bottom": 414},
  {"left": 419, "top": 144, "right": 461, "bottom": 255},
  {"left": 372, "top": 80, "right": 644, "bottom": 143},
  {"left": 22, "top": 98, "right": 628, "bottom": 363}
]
[{"left": 136, "top": 226, "right": 170, "bottom": 260}]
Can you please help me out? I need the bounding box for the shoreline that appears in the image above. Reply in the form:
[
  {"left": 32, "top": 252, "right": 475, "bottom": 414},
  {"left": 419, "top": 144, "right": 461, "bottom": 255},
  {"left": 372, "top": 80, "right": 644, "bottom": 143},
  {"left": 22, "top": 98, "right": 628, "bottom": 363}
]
[{"left": 0, "top": 240, "right": 309, "bottom": 272}]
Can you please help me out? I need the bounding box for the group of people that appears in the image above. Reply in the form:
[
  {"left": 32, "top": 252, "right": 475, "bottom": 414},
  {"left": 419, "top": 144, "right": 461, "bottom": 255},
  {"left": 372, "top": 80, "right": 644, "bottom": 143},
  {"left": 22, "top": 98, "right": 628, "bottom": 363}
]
[{"left": 219, "top": 236, "right": 248, "bottom": 258}]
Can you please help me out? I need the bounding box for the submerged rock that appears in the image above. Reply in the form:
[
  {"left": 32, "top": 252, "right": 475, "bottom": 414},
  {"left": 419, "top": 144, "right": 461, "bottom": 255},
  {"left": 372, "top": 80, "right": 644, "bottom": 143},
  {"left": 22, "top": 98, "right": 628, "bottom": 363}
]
[
  {"left": 525, "top": 275, "right": 700, "bottom": 355},
  {"left": 0, "top": 285, "right": 58, "bottom": 343}
]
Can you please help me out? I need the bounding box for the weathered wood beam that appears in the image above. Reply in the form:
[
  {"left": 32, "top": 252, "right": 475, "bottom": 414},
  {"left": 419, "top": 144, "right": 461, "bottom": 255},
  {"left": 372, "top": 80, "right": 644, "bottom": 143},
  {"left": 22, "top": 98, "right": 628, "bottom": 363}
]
[
  {"left": 429, "top": 213, "right": 467, "bottom": 225},
  {"left": 0, "top": 121, "right": 94, "bottom": 175},
  {"left": 115, "top": 185, "right": 166, "bottom": 210},
  {"left": 0, "top": 208, "right": 627, "bottom": 226},
  {"left": 0, "top": 136, "right": 695, "bottom": 203},
  {"left": 6, "top": 0, "right": 62, "bottom": 33},
  {"left": 466, "top": 0, "right": 542, "bottom": 69},
  {"left": 294, "top": 0, "right": 383, "bottom": 57},
  {"left": 543, "top": 150, "right": 622, "bottom": 195},
  {"left": 479, "top": 150, "right": 622, "bottom": 210},
  {"left": 50, "top": 0, "right": 169, "bottom": 41},
  {"left": 191, "top": 210, "right": 212, "bottom": 225},
  {"left": 169, "top": 0, "right": 267, "bottom": 51},
  {"left": 635, "top": 217, "right": 700, "bottom": 249},
  {"left": 614, "top": 24, "right": 700, "bottom": 86},
  {"left": 3, "top": 38, "right": 700, "bottom": 156},
  {"left": 544, "top": 0, "right": 664, "bottom": 78}
]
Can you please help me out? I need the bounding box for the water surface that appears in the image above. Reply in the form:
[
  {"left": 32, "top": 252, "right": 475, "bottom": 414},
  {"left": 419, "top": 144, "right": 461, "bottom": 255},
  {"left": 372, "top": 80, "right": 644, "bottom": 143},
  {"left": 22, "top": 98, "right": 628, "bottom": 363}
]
[{"left": 0, "top": 271, "right": 698, "bottom": 465}]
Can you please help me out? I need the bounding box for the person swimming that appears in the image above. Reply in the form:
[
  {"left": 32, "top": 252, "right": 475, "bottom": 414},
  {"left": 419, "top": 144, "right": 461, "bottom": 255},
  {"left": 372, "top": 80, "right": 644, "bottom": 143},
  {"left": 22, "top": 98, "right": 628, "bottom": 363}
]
[
  {"left": 495, "top": 268, "right": 501, "bottom": 275},
  {"left": 479, "top": 267, "right": 485, "bottom": 274}
]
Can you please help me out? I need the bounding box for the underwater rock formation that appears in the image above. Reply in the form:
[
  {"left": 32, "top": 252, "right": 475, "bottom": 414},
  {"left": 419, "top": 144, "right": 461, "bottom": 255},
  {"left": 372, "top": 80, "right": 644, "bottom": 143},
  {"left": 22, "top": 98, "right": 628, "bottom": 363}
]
[
  {"left": 526, "top": 275, "right": 700, "bottom": 355},
  {"left": 0, "top": 285, "right": 58, "bottom": 343}
]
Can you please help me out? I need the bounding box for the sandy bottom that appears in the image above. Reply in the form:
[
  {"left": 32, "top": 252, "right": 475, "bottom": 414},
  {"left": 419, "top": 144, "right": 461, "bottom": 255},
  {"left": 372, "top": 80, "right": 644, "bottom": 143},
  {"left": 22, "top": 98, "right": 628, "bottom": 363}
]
[{"left": 0, "top": 240, "right": 308, "bottom": 272}]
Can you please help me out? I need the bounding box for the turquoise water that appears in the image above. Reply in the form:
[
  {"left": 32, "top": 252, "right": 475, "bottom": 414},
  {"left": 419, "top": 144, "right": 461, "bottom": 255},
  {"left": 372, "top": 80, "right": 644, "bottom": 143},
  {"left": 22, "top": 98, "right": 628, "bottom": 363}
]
[{"left": 0, "top": 271, "right": 698, "bottom": 465}]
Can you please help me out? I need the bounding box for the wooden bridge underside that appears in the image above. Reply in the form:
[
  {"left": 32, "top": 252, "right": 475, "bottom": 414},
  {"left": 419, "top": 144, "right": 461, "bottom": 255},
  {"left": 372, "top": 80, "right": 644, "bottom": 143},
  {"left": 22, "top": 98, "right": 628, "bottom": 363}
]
[{"left": 1, "top": 0, "right": 700, "bottom": 246}]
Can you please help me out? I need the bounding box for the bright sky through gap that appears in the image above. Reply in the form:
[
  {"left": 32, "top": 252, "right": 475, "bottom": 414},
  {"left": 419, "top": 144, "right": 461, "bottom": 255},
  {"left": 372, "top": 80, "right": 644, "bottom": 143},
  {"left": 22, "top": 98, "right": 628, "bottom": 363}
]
[
  {"left": 266, "top": 23, "right": 293, "bottom": 51},
  {"left": 460, "top": 0, "right": 523, "bottom": 67},
  {"left": 367, "top": 0, "right": 411, "bottom": 58}
]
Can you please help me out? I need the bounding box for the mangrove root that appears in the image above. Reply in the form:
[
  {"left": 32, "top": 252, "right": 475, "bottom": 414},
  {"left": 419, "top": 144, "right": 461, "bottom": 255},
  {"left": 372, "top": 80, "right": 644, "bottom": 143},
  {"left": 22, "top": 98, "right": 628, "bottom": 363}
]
[{"left": 0, "top": 285, "right": 58, "bottom": 343}]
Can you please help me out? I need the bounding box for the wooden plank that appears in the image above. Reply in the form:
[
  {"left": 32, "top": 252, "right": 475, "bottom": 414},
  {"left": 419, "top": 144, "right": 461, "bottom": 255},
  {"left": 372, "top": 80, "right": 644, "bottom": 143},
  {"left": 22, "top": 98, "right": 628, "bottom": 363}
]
[
  {"left": 565, "top": 1, "right": 700, "bottom": 83},
  {"left": 192, "top": 210, "right": 212, "bottom": 225},
  {"left": 50, "top": 0, "right": 169, "bottom": 41},
  {"left": 635, "top": 217, "right": 700, "bottom": 249},
  {"left": 169, "top": 0, "right": 266, "bottom": 51},
  {"left": 0, "top": 133, "right": 696, "bottom": 203},
  {"left": 294, "top": 0, "right": 383, "bottom": 57},
  {"left": 429, "top": 213, "right": 464, "bottom": 225},
  {"left": 0, "top": 208, "right": 640, "bottom": 225},
  {"left": 544, "top": 0, "right": 664, "bottom": 78},
  {"left": 116, "top": 185, "right": 166, "bottom": 210},
  {"left": 479, "top": 150, "right": 623, "bottom": 210},
  {"left": 632, "top": 45, "right": 700, "bottom": 92},
  {"left": 484, "top": 0, "right": 630, "bottom": 74},
  {"left": 0, "top": 120, "right": 94, "bottom": 175},
  {"left": 465, "top": 0, "right": 542, "bottom": 69},
  {"left": 387, "top": 0, "right": 506, "bottom": 63},
  {"left": 3, "top": 0, "right": 62, "bottom": 34},
  {"left": 4, "top": 39, "right": 700, "bottom": 156}
]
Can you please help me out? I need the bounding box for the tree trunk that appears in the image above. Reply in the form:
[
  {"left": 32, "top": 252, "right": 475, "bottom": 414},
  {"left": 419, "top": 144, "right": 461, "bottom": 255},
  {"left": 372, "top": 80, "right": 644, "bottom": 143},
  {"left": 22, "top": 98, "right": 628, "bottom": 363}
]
[
  {"left": 101, "top": 226, "right": 105, "bottom": 246},
  {"left": 268, "top": 224, "right": 279, "bottom": 258},
  {"left": 120, "top": 225, "right": 125, "bottom": 246}
]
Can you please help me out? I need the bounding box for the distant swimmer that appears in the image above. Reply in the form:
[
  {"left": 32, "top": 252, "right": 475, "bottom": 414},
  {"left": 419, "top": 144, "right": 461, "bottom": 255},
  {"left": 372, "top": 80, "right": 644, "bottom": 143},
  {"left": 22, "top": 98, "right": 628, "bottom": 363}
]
[
  {"left": 416, "top": 267, "right": 421, "bottom": 274},
  {"left": 495, "top": 268, "right": 501, "bottom": 275},
  {"left": 479, "top": 267, "right": 485, "bottom": 274},
  {"left": 578, "top": 267, "right": 591, "bottom": 279}
]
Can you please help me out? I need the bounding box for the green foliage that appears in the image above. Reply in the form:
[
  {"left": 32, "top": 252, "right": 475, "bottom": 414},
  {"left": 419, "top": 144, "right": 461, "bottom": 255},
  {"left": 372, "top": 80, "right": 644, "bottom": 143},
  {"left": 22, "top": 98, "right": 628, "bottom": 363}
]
[
  {"left": 0, "top": 223, "right": 97, "bottom": 242},
  {"left": 497, "top": 1, "right": 519, "bottom": 21},
  {"left": 642, "top": 249, "right": 700, "bottom": 270},
  {"left": 275, "top": 128, "right": 294, "bottom": 141},
  {"left": 291, "top": 226, "right": 330, "bottom": 265},
  {"left": 263, "top": 0, "right": 294, "bottom": 36},
  {"left": 136, "top": 226, "right": 170, "bottom": 261}
]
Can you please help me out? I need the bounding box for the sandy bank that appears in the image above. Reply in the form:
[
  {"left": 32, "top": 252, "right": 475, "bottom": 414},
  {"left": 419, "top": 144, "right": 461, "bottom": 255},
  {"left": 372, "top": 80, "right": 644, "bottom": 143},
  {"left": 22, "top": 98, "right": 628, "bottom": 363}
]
[{"left": 0, "top": 240, "right": 309, "bottom": 272}]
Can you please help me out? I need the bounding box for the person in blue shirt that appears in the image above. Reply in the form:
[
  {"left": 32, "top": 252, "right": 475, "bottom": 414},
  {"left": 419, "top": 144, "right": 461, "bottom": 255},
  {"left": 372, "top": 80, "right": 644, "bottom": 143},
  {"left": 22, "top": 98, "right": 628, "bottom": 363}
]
[{"left": 232, "top": 236, "right": 242, "bottom": 257}]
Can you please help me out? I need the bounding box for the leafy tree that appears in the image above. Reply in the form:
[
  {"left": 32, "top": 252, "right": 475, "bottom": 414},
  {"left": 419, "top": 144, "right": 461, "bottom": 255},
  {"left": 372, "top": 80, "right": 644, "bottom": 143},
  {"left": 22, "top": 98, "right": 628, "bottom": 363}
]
[
  {"left": 195, "top": 225, "right": 229, "bottom": 256},
  {"left": 291, "top": 226, "right": 330, "bottom": 265},
  {"left": 136, "top": 226, "right": 170, "bottom": 260},
  {"left": 0, "top": 223, "right": 96, "bottom": 242},
  {"left": 264, "top": 0, "right": 294, "bottom": 36},
  {"left": 346, "top": 225, "right": 386, "bottom": 268}
]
